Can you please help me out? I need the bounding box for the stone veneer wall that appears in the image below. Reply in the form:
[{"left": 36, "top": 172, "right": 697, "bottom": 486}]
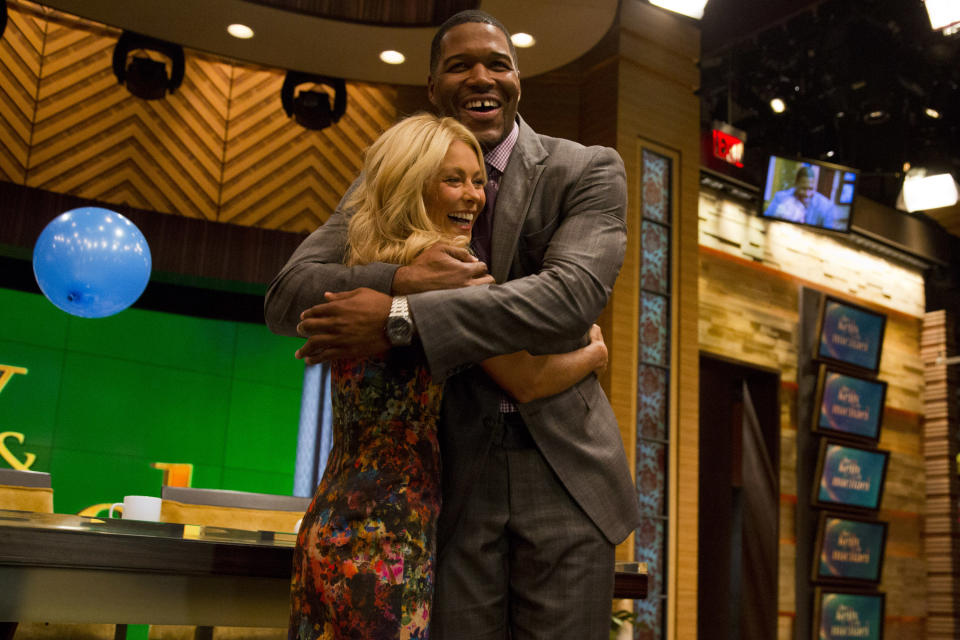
[{"left": 698, "top": 187, "right": 926, "bottom": 640}]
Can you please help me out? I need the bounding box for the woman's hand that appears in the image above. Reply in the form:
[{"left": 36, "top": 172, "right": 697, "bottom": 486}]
[{"left": 588, "top": 324, "right": 608, "bottom": 375}]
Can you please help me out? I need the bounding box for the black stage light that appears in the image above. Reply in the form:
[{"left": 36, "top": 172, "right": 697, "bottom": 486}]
[
  {"left": 281, "top": 72, "right": 347, "bottom": 131},
  {"left": 112, "top": 31, "right": 184, "bottom": 100}
]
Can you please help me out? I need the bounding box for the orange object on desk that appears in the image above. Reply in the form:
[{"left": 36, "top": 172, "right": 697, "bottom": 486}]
[{"left": 0, "top": 469, "right": 53, "bottom": 513}]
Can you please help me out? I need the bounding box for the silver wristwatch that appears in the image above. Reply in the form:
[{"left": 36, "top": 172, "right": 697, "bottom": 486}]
[{"left": 386, "top": 295, "right": 414, "bottom": 346}]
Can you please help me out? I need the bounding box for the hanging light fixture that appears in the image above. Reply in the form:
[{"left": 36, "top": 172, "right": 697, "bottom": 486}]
[
  {"left": 112, "top": 31, "right": 184, "bottom": 100},
  {"left": 281, "top": 72, "right": 347, "bottom": 131}
]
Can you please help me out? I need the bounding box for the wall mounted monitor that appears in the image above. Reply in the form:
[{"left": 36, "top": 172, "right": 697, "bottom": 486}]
[
  {"left": 760, "top": 154, "right": 857, "bottom": 232},
  {"left": 815, "top": 296, "right": 887, "bottom": 374},
  {"left": 812, "top": 513, "right": 888, "bottom": 585},
  {"left": 813, "top": 588, "right": 885, "bottom": 640},
  {"left": 813, "top": 441, "right": 889, "bottom": 513},
  {"left": 813, "top": 366, "right": 887, "bottom": 444}
]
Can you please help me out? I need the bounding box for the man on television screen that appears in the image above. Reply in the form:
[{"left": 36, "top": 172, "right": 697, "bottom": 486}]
[{"left": 765, "top": 165, "right": 842, "bottom": 229}]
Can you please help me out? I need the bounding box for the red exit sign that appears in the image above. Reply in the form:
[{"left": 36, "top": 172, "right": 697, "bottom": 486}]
[{"left": 712, "top": 127, "right": 745, "bottom": 167}]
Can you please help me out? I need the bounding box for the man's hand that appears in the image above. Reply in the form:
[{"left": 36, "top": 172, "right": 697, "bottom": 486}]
[
  {"left": 393, "top": 243, "right": 494, "bottom": 294},
  {"left": 295, "top": 288, "right": 392, "bottom": 364}
]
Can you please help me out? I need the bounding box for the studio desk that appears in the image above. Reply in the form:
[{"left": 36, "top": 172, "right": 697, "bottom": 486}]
[{"left": 0, "top": 509, "right": 647, "bottom": 629}]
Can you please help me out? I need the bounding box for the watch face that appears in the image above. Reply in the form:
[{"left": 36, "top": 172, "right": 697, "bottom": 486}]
[{"left": 388, "top": 316, "right": 412, "bottom": 345}]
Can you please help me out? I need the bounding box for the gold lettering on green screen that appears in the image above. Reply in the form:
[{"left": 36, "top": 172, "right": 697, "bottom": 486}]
[
  {"left": 0, "top": 366, "right": 34, "bottom": 469},
  {"left": 0, "top": 431, "right": 36, "bottom": 470},
  {"left": 0, "top": 365, "right": 28, "bottom": 395}
]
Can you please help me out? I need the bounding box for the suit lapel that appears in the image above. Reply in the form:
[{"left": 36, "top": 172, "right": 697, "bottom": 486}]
[{"left": 490, "top": 117, "right": 547, "bottom": 282}]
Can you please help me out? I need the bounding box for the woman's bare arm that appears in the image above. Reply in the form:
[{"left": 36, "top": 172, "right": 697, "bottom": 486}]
[{"left": 480, "top": 324, "right": 608, "bottom": 404}]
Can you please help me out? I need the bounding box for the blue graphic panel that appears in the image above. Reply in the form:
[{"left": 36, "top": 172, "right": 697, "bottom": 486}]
[
  {"left": 817, "top": 298, "right": 886, "bottom": 373},
  {"left": 816, "top": 444, "right": 888, "bottom": 511}
]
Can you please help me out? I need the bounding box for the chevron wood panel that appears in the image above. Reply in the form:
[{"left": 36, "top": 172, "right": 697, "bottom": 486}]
[
  {"left": 26, "top": 20, "right": 229, "bottom": 220},
  {"left": 0, "top": 3, "right": 44, "bottom": 183},
  {"left": 219, "top": 71, "right": 399, "bottom": 232},
  {"left": 0, "top": 1, "right": 407, "bottom": 234}
]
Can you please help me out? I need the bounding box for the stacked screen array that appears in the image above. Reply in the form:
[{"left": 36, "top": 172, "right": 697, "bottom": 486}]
[{"left": 809, "top": 296, "right": 889, "bottom": 640}]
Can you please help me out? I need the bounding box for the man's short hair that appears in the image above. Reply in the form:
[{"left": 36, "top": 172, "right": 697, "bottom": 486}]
[
  {"left": 429, "top": 10, "right": 519, "bottom": 75},
  {"left": 795, "top": 165, "right": 815, "bottom": 182}
]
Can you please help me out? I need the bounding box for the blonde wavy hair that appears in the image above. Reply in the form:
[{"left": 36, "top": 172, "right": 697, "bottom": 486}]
[{"left": 346, "top": 113, "right": 486, "bottom": 266}]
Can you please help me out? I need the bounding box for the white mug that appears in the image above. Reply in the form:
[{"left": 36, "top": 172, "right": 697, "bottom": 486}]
[{"left": 109, "top": 495, "right": 162, "bottom": 522}]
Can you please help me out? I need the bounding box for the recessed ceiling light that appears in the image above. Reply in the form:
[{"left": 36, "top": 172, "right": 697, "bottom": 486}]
[
  {"left": 379, "top": 50, "right": 405, "bottom": 65},
  {"left": 925, "top": 107, "right": 942, "bottom": 119},
  {"left": 227, "top": 23, "right": 253, "bottom": 40},
  {"left": 227, "top": 24, "right": 254, "bottom": 39},
  {"left": 511, "top": 33, "right": 535, "bottom": 48},
  {"left": 863, "top": 109, "right": 889, "bottom": 124},
  {"left": 770, "top": 98, "right": 786, "bottom": 114}
]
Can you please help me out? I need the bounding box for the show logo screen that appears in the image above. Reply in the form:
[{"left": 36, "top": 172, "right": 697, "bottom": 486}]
[
  {"left": 815, "top": 589, "right": 884, "bottom": 640},
  {"left": 816, "top": 297, "right": 887, "bottom": 374},
  {"left": 814, "top": 442, "right": 889, "bottom": 512},
  {"left": 814, "top": 515, "right": 887, "bottom": 584},
  {"left": 814, "top": 368, "right": 886, "bottom": 443}
]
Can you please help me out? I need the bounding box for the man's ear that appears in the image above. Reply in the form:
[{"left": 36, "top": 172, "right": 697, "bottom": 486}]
[{"left": 426, "top": 75, "right": 438, "bottom": 107}]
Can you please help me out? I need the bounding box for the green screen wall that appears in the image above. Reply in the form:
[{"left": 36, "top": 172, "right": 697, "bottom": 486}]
[{"left": 0, "top": 287, "right": 305, "bottom": 514}]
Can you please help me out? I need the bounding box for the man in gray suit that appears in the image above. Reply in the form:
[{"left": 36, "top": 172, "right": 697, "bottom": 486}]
[{"left": 265, "top": 10, "right": 640, "bottom": 639}]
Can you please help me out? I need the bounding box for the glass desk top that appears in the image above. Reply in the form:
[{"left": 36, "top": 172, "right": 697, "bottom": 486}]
[{"left": 0, "top": 508, "right": 298, "bottom": 548}]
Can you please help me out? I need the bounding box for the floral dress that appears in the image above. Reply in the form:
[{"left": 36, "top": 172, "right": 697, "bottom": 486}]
[{"left": 289, "top": 348, "right": 443, "bottom": 640}]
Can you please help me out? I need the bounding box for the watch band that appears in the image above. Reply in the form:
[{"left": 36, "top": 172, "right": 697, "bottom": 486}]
[
  {"left": 390, "top": 295, "right": 409, "bottom": 318},
  {"left": 387, "top": 295, "right": 414, "bottom": 346}
]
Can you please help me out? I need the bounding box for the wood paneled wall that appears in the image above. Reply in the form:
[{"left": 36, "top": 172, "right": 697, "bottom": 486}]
[
  {"left": 920, "top": 311, "right": 960, "bottom": 640},
  {"left": 612, "top": 4, "right": 702, "bottom": 639}
]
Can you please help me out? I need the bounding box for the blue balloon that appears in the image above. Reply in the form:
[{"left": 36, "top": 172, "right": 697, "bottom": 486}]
[{"left": 33, "top": 207, "right": 152, "bottom": 318}]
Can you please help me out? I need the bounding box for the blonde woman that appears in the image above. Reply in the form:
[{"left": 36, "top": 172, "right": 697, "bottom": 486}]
[{"left": 288, "top": 114, "right": 607, "bottom": 640}]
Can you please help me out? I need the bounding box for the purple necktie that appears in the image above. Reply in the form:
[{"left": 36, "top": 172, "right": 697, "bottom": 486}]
[{"left": 471, "top": 164, "right": 498, "bottom": 265}]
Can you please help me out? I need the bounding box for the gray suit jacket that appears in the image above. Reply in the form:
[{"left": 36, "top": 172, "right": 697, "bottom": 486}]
[{"left": 265, "top": 116, "right": 641, "bottom": 545}]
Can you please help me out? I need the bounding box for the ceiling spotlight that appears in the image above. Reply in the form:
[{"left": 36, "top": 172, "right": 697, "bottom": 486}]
[
  {"left": 112, "top": 31, "right": 184, "bottom": 100},
  {"left": 281, "top": 72, "right": 347, "bottom": 131},
  {"left": 770, "top": 98, "right": 786, "bottom": 114},
  {"left": 379, "top": 50, "right": 405, "bottom": 65},
  {"left": 227, "top": 23, "right": 254, "bottom": 39},
  {"left": 924, "top": 0, "right": 960, "bottom": 32},
  {"left": 925, "top": 107, "right": 942, "bottom": 119},
  {"left": 898, "top": 168, "right": 959, "bottom": 212},
  {"left": 649, "top": 0, "right": 709, "bottom": 19},
  {"left": 824, "top": 150, "right": 835, "bottom": 158},
  {"left": 511, "top": 33, "right": 535, "bottom": 48}
]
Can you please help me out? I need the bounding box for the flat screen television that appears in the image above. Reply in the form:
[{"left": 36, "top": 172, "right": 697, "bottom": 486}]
[
  {"left": 815, "top": 296, "right": 887, "bottom": 374},
  {"left": 812, "top": 513, "right": 888, "bottom": 585},
  {"left": 813, "top": 440, "right": 889, "bottom": 512},
  {"left": 812, "top": 365, "right": 887, "bottom": 444},
  {"left": 760, "top": 154, "right": 857, "bottom": 232},
  {"left": 812, "top": 588, "right": 885, "bottom": 640}
]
